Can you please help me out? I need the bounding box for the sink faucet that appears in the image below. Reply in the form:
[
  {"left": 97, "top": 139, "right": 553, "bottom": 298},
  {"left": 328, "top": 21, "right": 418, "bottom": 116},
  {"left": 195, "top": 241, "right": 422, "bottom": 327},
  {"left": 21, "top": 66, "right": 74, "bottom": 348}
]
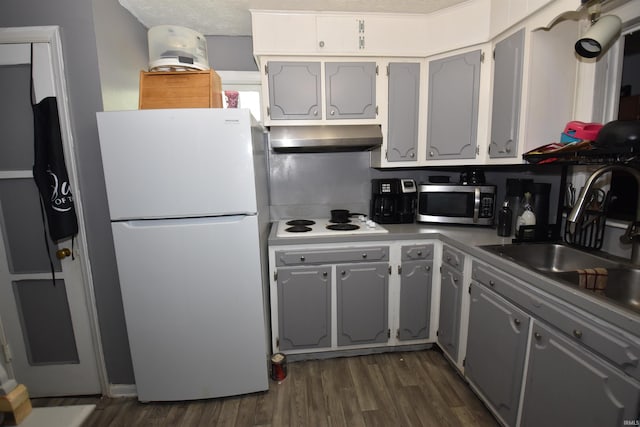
[{"left": 567, "top": 165, "right": 640, "bottom": 266}]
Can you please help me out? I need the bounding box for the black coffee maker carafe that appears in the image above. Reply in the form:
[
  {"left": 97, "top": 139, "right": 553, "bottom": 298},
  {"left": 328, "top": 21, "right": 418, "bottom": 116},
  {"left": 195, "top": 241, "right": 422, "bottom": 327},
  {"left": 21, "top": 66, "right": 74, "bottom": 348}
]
[{"left": 371, "top": 179, "right": 416, "bottom": 224}]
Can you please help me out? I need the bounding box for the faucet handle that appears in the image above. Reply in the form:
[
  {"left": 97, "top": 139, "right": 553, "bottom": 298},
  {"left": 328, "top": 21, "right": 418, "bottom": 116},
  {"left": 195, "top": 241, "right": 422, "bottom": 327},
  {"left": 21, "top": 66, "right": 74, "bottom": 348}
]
[{"left": 621, "top": 221, "right": 640, "bottom": 244}]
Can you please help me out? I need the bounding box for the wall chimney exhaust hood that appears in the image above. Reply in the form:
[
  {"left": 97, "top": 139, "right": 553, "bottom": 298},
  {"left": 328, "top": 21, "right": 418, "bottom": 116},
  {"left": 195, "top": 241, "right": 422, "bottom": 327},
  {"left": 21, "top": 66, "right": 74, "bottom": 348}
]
[{"left": 269, "top": 125, "right": 383, "bottom": 153}]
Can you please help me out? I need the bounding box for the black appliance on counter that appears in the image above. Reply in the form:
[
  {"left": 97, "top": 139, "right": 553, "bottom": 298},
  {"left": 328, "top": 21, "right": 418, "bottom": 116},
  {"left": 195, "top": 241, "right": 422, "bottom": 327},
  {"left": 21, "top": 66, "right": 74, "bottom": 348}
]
[{"left": 370, "top": 178, "right": 417, "bottom": 224}]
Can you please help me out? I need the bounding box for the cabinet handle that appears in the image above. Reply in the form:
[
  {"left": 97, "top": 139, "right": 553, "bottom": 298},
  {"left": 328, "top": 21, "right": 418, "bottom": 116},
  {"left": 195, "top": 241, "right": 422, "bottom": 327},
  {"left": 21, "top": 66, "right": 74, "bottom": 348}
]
[
  {"left": 453, "top": 277, "right": 458, "bottom": 283},
  {"left": 330, "top": 110, "right": 336, "bottom": 116},
  {"left": 341, "top": 270, "right": 346, "bottom": 276},
  {"left": 410, "top": 152, "right": 415, "bottom": 158},
  {"left": 322, "top": 271, "right": 328, "bottom": 277},
  {"left": 429, "top": 151, "right": 434, "bottom": 157},
  {"left": 362, "top": 253, "right": 367, "bottom": 258},
  {"left": 417, "top": 251, "right": 422, "bottom": 256},
  {"left": 425, "top": 265, "right": 431, "bottom": 272},
  {"left": 534, "top": 332, "right": 542, "bottom": 341},
  {"left": 489, "top": 280, "right": 495, "bottom": 287},
  {"left": 319, "top": 40, "right": 325, "bottom": 48},
  {"left": 313, "top": 110, "right": 318, "bottom": 116},
  {"left": 514, "top": 318, "right": 521, "bottom": 326},
  {"left": 300, "top": 255, "right": 305, "bottom": 262},
  {"left": 573, "top": 329, "right": 583, "bottom": 339}
]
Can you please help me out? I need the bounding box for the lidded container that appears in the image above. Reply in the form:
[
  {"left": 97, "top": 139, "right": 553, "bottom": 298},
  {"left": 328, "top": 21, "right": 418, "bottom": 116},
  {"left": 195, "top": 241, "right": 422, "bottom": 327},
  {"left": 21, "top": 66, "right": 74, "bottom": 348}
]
[{"left": 148, "top": 25, "right": 209, "bottom": 71}]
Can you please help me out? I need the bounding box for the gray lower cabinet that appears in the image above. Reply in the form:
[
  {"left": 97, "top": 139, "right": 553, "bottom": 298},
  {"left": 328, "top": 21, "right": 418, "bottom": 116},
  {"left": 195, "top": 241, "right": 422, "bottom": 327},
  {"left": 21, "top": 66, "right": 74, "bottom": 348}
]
[
  {"left": 337, "top": 262, "right": 389, "bottom": 346},
  {"left": 437, "top": 263, "right": 463, "bottom": 359},
  {"left": 489, "top": 28, "right": 524, "bottom": 159},
  {"left": 426, "top": 49, "right": 481, "bottom": 160},
  {"left": 398, "top": 259, "right": 433, "bottom": 340},
  {"left": 267, "top": 61, "right": 321, "bottom": 120},
  {"left": 277, "top": 266, "right": 331, "bottom": 350},
  {"left": 520, "top": 321, "right": 640, "bottom": 427},
  {"left": 387, "top": 62, "right": 420, "bottom": 162},
  {"left": 465, "top": 282, "right": 530, "bottom": 427}
]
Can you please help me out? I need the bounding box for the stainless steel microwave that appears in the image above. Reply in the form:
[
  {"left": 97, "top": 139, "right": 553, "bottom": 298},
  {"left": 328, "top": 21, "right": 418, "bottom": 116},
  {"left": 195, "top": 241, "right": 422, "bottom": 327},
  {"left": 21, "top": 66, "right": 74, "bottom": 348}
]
[{"left": 417, "top": 184, "right": 496, "bottom": 225}]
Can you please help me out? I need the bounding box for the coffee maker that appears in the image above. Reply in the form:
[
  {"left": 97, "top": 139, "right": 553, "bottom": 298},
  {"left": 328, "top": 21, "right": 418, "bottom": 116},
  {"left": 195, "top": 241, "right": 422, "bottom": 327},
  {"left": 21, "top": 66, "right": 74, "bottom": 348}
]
[{"left": 370, "top": 179, "right": 417, "bottom": 224}]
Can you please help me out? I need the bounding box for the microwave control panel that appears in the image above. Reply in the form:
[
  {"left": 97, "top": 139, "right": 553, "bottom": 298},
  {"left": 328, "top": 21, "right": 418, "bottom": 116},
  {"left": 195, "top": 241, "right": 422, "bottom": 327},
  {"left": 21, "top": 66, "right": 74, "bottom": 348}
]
[{"left": 480, "top": 195, "right": 495, "bottom": 218}]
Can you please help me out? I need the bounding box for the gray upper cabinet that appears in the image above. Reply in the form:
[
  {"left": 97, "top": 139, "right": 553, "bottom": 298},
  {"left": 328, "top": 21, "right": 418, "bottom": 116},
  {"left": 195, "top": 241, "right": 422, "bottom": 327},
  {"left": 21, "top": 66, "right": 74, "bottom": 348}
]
[
  {"left": 337, "top": 262, "right": 389, "bottom": 346},
  {"left": 489, "top": 28, "right": 524, "bottom": 159},
  {"left": 426, "top": 50, "right": 481, "bottom": 160},
  {"left": 520, "top": 321, "right": 640, "bottom": 427},
  {"left": 267, "top": 61, "right": 321, "bottom": 120},
  {"left": 398, "top": 244, "right": 434, "bottom": 341},
  {"left": 387, "top": 62, "right": 420, "bottom": 162},
  {"left": 277, "top": 266, "right": 331, "bottom": 350},
  {"left": 325, "top": 62, "right": 377, "bottom": 120},
  {"left": 437, "top": 263, "right": 463, "bottom": 359},
  {"left": 465, "top": 283, "right": 530, "bottom": 427}
]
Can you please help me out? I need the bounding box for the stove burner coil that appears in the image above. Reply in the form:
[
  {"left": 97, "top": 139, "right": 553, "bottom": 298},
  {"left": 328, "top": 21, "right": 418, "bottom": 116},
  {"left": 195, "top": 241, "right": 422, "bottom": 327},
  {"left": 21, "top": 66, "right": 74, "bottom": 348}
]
[
  {"left": 286, "top": 219, "right": 316, "bottom": 226},
  {"left": 326, "top": 223, "right": 360, "bottom": 231},
  {"left": 285, "top": 225, "right": 312, "bottom": 233}
]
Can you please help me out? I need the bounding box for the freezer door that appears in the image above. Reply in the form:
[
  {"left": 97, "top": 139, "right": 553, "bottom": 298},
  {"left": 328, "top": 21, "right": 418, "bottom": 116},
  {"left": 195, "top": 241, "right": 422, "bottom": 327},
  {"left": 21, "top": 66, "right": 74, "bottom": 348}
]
[
  {"left": 111, "top": 215, "right": 269, "bottom": 401},
  {"left": 98, "top": 109, "right": 263, "bottom": 220}
]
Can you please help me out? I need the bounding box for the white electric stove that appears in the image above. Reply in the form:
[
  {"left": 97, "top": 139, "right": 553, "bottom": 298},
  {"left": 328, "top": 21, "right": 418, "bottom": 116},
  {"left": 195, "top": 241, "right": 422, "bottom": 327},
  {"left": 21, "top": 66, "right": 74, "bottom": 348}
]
[{"left": 275, "top": 217, "right": 389, "bottom": 238}]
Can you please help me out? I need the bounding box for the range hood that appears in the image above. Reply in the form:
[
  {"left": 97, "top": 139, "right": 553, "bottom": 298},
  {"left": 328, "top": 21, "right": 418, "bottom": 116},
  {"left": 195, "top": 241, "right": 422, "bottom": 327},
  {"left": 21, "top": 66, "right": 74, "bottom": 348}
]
[{"left": 269, "top": 125, "right": 383, "bottom": 153}]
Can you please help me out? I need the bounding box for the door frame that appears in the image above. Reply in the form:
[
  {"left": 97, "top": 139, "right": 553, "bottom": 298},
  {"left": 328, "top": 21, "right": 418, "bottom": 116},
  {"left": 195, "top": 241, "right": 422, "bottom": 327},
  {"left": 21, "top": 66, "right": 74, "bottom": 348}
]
[{"left": 0, "top": 26, "right": 107, "bottom": 395}]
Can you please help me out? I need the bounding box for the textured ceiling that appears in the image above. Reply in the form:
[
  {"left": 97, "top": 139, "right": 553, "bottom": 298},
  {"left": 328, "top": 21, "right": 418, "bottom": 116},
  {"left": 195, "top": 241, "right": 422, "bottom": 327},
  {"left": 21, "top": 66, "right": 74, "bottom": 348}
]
[{"left": 118, "top": 0, "right": 468, "bottom": 36}]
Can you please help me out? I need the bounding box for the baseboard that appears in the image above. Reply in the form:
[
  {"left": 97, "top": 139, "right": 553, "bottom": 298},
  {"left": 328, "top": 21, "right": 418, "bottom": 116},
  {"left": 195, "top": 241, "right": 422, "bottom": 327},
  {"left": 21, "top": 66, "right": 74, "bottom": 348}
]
[{"left": 107, "top": 384, "right": 137, "bottom": 398}]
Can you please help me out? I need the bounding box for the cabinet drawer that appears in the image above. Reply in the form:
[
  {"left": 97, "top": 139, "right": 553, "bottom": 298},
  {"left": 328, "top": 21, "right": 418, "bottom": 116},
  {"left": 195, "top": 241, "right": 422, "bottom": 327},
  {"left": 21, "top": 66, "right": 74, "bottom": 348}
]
[
  {"left": 401, "top": 244, "right": 434, "bottom": 261},
  {"left": 442, "top": 245, "right": 464, "bottom": 271},
  {"left": 472, "top": 261, "right": 640, "bottom": 381},
  {"left": 276, "top": 246, "right": 389, "bottom": 266}
]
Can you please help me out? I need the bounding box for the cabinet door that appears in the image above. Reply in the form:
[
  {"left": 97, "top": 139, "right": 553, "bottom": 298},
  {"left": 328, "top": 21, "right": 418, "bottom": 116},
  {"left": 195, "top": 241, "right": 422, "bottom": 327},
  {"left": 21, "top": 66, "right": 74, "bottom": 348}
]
[
  {"left": 337, "top": 262, "right": 389, "bottom": 346},
  {"left": 521, "top": 321, "right": 640, "bottom": 427},
  {"left": 426, "top": 50, "right": 481, "bottom": 160},
  {"left": 325, "top": 62, "right": 377, "bottom": 120},
  {"left": 465, "top": 283, "right": 530, "bottom": 427},
  {"left": 437, "top": 264, "right": 463, "bottom": 359},
  {"left": 267, "top": 61, "right": 321, "bottom": 120},
  {"left": 387, "top": 62, "right": 420, "bottom": 162},
  {"left": 489, "top": 29, "right": 524, "bottom": 159},
  {"left": 316, "top": 16, "right": 361, "bottom": 53},
  {"left": 398, "top": 260, "right": 433, "bottom": 341},
  {"left": 277, "top": 266, "right": 331, "bottom": 350}
]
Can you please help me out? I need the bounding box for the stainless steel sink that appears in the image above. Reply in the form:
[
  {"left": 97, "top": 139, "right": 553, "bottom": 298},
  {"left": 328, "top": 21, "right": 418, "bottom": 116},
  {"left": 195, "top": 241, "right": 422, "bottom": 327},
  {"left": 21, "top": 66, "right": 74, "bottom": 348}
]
[
  {"left": 480, "top": 243, "right": 639, "bottom": 313},
  {"left": 481, "top": 243, "right": 626, "bottom": 272}
]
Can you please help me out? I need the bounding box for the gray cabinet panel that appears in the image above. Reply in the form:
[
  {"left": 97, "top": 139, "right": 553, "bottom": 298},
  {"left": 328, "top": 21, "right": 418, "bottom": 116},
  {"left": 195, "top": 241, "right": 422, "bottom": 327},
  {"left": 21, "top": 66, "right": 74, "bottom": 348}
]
[
  {"left": 276, "top": 246, "right": 388, "bottom": 266},
  {"left": 490, "top": 29, "right": 524, "bottom": 159},
  {"left": 521, "top": 321, "right": 640, "bottom": 427},
  {"left": 437, "top": 264, "right": 463, "bottom": 359},
  {"left": 277, "top": 266, "right": 331, "bottom": 350},
  {"left": 427, "top": 50, "right": 481, "bottom": 160},
  {"left": 401, "top": 244, "right": 434, "bottom": 261},
  {"left": 267, "top": 61, "right": 321, "bottom": 120},
  {"left": 465, "top": 283, "right": 530, "bottom": 427},
  {"left": 337, "top": 263, "right": 389, "bottom": 346},
  {"left": 387, "top": 62, "right": 420, "bottom": 162},
  {"left": 325, "top": 62, "right": 377, "bottom": 119},
  {"left": 472, "top": 260, "right": 640, "bottom": 381},
  {"left": 398, "top": 260, "right": 433, "bottom": 341}
]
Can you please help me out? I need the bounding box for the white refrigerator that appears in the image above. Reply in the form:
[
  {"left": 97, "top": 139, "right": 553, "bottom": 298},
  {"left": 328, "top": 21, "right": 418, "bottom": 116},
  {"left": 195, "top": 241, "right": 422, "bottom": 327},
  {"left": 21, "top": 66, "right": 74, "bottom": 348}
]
[{"left": 97, "top": 109, "right": 270, "bottom": 402}]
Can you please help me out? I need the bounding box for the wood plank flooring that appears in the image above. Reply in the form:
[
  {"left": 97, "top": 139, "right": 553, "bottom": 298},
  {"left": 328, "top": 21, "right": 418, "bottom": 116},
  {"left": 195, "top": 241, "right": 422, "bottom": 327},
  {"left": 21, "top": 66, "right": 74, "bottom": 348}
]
[{"left": 31, "top": 349, "right": 497, "bottom": 427}]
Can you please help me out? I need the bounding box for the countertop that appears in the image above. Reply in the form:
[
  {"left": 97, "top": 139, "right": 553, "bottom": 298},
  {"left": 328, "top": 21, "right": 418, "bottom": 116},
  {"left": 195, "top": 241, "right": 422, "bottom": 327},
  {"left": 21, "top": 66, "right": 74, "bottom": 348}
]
[{"left": 268, "top": 222, "right": 640, "bottom": 338}]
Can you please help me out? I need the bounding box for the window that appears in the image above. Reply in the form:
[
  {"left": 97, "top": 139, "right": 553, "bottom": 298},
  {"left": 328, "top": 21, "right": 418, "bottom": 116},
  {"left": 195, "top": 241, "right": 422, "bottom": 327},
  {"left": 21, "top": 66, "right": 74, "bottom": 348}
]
[{"left": 217, "top": 71, "right": 262, "bottom": 122}]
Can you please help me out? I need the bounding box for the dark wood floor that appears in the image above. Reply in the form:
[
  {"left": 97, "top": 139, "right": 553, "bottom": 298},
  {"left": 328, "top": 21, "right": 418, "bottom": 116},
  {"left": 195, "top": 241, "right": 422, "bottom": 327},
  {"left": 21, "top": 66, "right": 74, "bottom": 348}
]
[{"left": 32, "top": 349, "right": 497, "bottom": 427}]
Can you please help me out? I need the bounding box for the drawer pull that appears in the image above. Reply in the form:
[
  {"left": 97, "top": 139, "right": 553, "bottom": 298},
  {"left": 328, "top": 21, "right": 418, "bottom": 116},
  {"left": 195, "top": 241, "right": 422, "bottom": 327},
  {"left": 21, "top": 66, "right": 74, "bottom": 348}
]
[
  {"left": 417, "top": 251, "right": 423, "bottom": 256},
  {"left": 341, "top": 270, "right": 346, "bottom": 276},
  {"left": 453, "top": 277, "right": 458, "bottom": 283},
  {"left": 489, "top": 280, "right": 495, "bottom": 287},
  {"left": 514, "top": 318, "right": 521, "bottom": 326},
  {"left": 300, "top": 255, "right": 305, "bottom": 262},
  {"left": 322, "top": 271, "right": 328, "bottom": 277},
  {"left": 573, "top": 329, "right": 583, "bottom": 339},
  {"left": 534, "top": 332, "right": 542, "bottom": 341},
  {"left": 362, "top": 253, "right": 368, "bottom": 259},
  {"left": 425, "top": 265, "right": 431, "bottom": 272}
]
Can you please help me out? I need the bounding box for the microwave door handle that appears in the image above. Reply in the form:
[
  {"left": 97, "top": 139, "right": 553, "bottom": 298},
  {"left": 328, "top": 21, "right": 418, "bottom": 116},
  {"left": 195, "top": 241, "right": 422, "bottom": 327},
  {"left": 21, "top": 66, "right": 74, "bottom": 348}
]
[{"left": 473, "top": 187, "right": 480, "bottom": 223}]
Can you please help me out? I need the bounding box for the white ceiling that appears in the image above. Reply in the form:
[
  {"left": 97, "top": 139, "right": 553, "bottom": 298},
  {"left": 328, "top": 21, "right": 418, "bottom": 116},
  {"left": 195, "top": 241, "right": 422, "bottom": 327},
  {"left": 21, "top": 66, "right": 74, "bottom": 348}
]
[{"left": 118, "top": 0, "right": 468, "bottom": 36}]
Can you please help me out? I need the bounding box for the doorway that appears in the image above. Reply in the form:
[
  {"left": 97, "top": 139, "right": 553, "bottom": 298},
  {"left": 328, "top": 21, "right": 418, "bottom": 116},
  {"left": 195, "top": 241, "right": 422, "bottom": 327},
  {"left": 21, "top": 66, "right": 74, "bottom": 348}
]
[{"left": 0, "top": 27, "right": 104, "bottom": 397}]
